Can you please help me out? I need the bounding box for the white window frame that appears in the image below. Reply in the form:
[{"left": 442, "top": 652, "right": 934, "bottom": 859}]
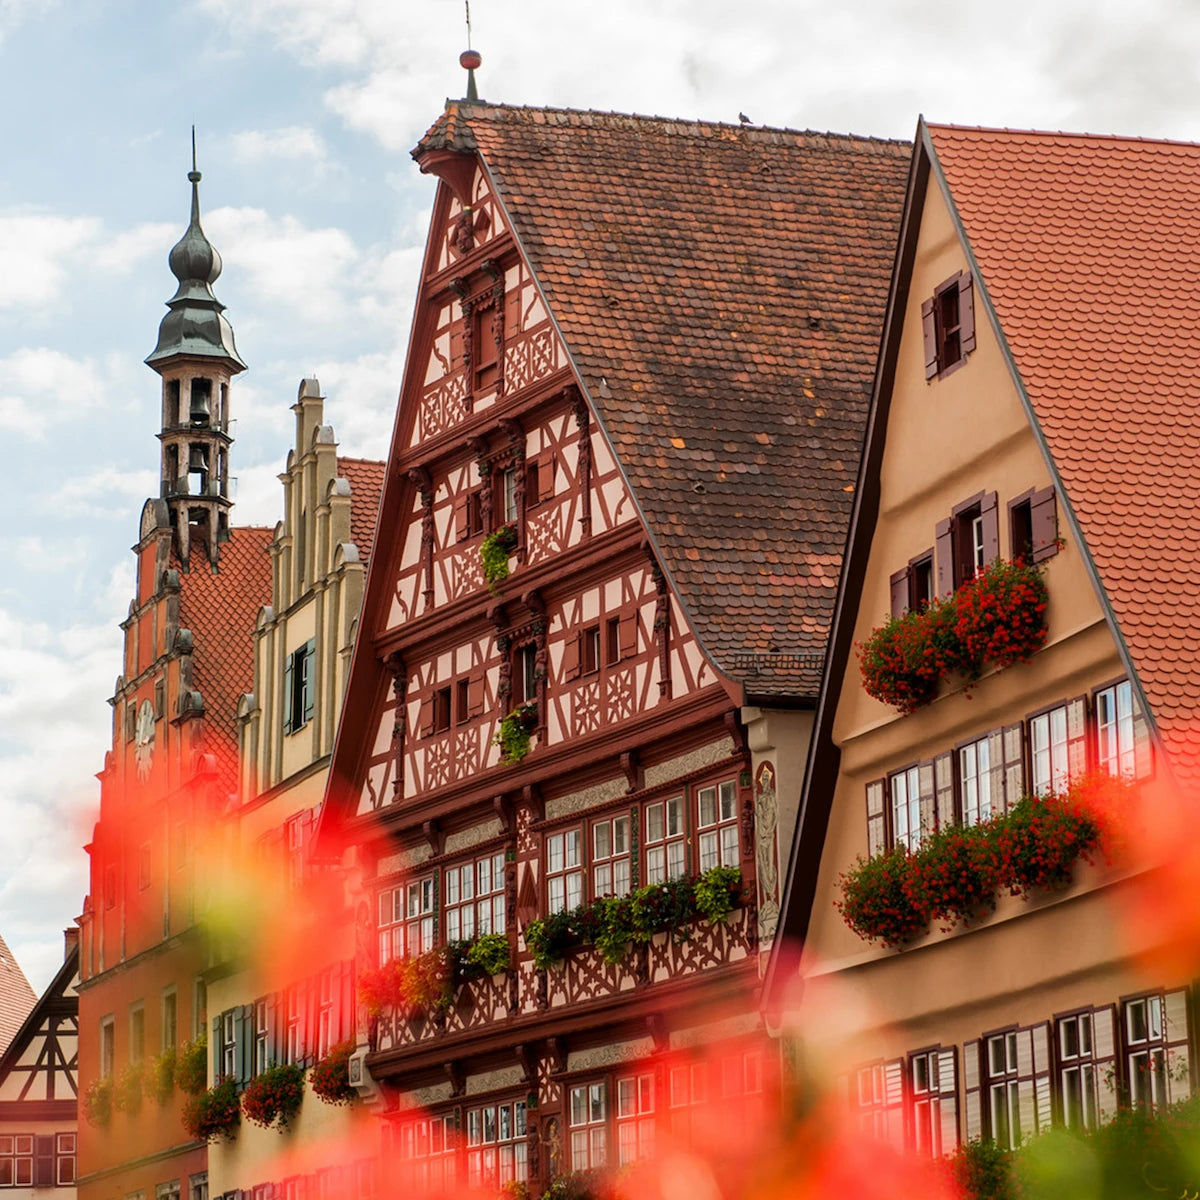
[
  {"left": 958, "top": 736, "right": 992, "bottom": 827},
  {"left": 546, "top": 830, "right": 583, "bottom": 914},
  {"left": 697, "top": 779, "right": 739, "bottom": 871},
  {"left": 569, "top": 1081, "right": 607, "bottom": 1172},
  {"left": 591, "top": 815, "right": 631, "bottom": 899},
  {"left": 890, "top": 765, "right": 922, "bottom": 851},
  {"left": 645, "top": 796, "right": 685, "bottom": 883}
]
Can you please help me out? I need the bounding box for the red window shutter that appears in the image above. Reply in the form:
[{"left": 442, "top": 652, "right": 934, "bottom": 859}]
[
  {"left": 933, "top": 752, "right": 955, "bottom": 831},
  {"left": 1002, "top": 723, "right": 1025, "bottom": 811},
  {"left": 505, "top": 286, "right": 522, "bottom": 336},
  {"left": 454, "top": 495, "right": 470, "bottom": 543},
  {"left": 1030, "top": 1022, "right": 1053, "bottom": 1133},
  {"left": 1066, "top": 695, "right": 1088, "bottom": 781},
  {"left": 962, "top": 1040, "right": 982, "bottom": 1142},
  {"left": 1093, "top": 1005, "right": 1119, "bottom": 1121},
  {"left": 889, "top": 567, "right": 908, "bottom": 619},
  {"left": 417, "top": 696, "right": 434, "bottom": 738},
  {"left": 618, "top": 608, "right": 638, "bottom": 658},
  {"left": 917, "top": 760, "right": 936, "bottom": 844},
  {"left": 937, "top": 1047, "right": 959, "bottom": 1153},
  {"left": 1030, "top": 486, "right": 1059, "bottom": 563},
  {"left": 467, "top": 672, "right": 485, "bottom": 716},
  {"left": 981, "top": 491, "right": 999, "bottom": 564},
  {"left": 935, "top": 518, "right": 954, "bottom": 597},
  {"left": 921, "top": 297, "right": 939, "bottom": 379},
  {"left": 865, "top": 780, "right": 886, "bottom": 857},
  {"left": 539, "top": 451, "right": 557, "bottom": 503},
  {"left": 958, "top": 270, "right": 976, "bottom": 355},
  {"left": 477, "top": 310, "right": 499, "bottom": 368},
  {"left": 562, "top": 632, "right": 581, "bottom": 681},
  {"left": 33, "top": 1136, "right": 53, "bottom": 1188}
]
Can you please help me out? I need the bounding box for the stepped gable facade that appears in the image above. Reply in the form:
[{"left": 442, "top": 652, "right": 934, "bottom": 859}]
[{"left": 321, "top": 101, "right": 909, "bottom": 1194}]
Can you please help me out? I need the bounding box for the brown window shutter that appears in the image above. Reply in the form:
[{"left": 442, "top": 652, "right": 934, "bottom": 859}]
[
  {"left": 865, "top": 780, "right": 886, "bottom": 857},
  {"left": 618, "top": 608, "right": 638, "bottom": 658},
  {"left": 454, "top": 495, "right": 470, "bottom": 543},
  {"left": 889, "top": 568, "right": 909, "bottom": 619},
  {"left": 505, "top": 285, "right": 522, "bottom": 336},
  {"left": 1165, "top": 989, "right": 1192, "bottom": 1102},
  {"left": 1093, "top": 1005, "right": 1119, "bottom": 1121},
  {"left": 1031, "top": 1022, "right": 1053, "bottom": 1133},
  {"left": 917, "top": 761, "right": 936, "bottom": 845},
  {"left": 1003, "top": 723, "right": 1025, "bottom": 811},
  {"left": 539, "top": 451, "right": 557, "bottom": 503},
  {"left": 33, "top": 1136, "right": 53, "bottom": 1188},
  {"left": 883, "top": 1058, "right": 906, "bottom": 1151},
  {"left": 1132, "top": 689, "right": 1155, "bottom": 780},
  {"left": 467, "top": 672, "right": 485, "bottom": 716},
  {"left": 981, "top": 491, "right": 999, "bottom": 564},
  {"left": 921, "top": 297, "right": 939, "bottom": 379},
  {"left": 1066, "top": 695, "right": 1089, "bottom": 781},
  {"left": 417, "top": 696, "right": 434, "bottom": 738},
  {"left": 937, "top": 1047, "right": 959, "bottom": 1153},
  {"left": 934, "top": 751, "right": 955, "bottom": 831},
  {"left": 1014, "top": 1026, "right": 1036, "bottom": 1142},
  {"left": 935, "top": 518, "right": 954, "bottom": 597},
  {"left": 958, "top": 270, "right": 976, "bottom": 355},
  {"left": 1030, "top": 485, "right": 1059, "bottom": 563},
  {"left": 963, "top": 1040, "right": 982, "bottom": 1141},
  {"left": 562, "top": 632, "right": 581, "bottom": 681},
  {"left": 450, "top": 322, "right": 464, "bottom": 366}
]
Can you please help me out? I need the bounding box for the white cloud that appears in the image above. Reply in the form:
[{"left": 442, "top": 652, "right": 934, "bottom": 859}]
[
  {"left": 230, "top": 126, "right": 329, "bottom": 167},
  {"left": 50, "top": 467, "right": 158, "bottom": 518},
  {"left": 0, "top": 215, "right": 100, "bottom": 310},
  {"left": 0, "top": 347, "right": 139, "bottom": 438}
]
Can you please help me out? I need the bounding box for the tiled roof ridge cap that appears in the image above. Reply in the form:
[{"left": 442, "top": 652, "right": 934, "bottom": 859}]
[
  {"left": 452, "top": 100, "right": 911, "bottom": 147},
  {"left": 335, "top": 455, "right": 386, "bottom": 466},
  {"left": 928, "top": 121, "right": 1200, "bottom": 150},
  {"left": 228, "top": 525, "right": 274, "bottom": 533}
]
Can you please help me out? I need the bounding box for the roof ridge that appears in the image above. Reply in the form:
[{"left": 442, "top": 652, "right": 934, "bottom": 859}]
[
  {"left": 928, "top": 121, "right": 1200, "bottom": 150},
  {"left": 454, "top": 100, "right": 910, "bottom": 147},
  {"left": 335, "top": 455, "right": 386, "bottom": 467}
]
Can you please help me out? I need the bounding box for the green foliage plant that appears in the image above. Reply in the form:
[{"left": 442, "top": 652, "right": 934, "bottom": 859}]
[
  {"left": 181, "top": 1077, "right": 241, "bottom": 1143},
  {"left": 175, "top": 1034, "right": 208, "bottom": 1096},
  {"left": 241, "top": 1062, "right": 305, "bottom": 1131},
  {"left": 114, "top": 1061, "right": 145, "bottom": 1114},
  {"left": 455, "top": 932, "right": 512, "bottom": 979},
  {"left": 693, "top": 865, "right": 743, "bottom": 923},
  {"left": 494, "top": 702, "right": 538, "bottom": 764},
  {"left": 150, "top": 1047, "right": 176, "bottom": 1105},
  {"left": 310, "top": 1040, "right": 357, "bottom": 1107},
  {"left": 82, "top": 1076, "right": 113, "bottom": 1127},
  {"left": 481, "top": 523, "right": 519, "bottom": 590}
]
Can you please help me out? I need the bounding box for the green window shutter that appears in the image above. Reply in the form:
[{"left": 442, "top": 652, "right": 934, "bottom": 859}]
[
  {"left": 303, "top": 639, "right": 316, "bottom": 723},
  {"left": 237, "top": 1004, "right": 253, "bottom": 1086},
  {"left": 283, "top": 651, "right": 294, "bottom": 734}
]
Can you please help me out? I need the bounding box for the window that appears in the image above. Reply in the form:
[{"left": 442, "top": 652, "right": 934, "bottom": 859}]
[
  {"left": 582, "top": 625, "right": 601, "bottom": 675},
  {"left": 1009, "top": 486, "right": 1059, "bottom": 565},
  {"left": 516, "top": 643, "right": 538, "bottom": 705},
  {"left": 615, "top": 1073, "right": 655, "bottom": 1166},
  {"left": 162, "top": 988, "right": 177, "bottom": 1051},
  {"left": 455, "top": 488, "right": 485, "bottom": 542},
  {"left": 433, "top": 686, "right": 452, "bottom": 734},
  {"left": 1096, "top": 679, "right": 1152, "bottom": 781},
  {"left": 697, "top": 779, "right": 739, "bottom": 870},
  {"left": 0, "top": 1138, "right": 33, "bottom": 1188},
  {"left": 890, "top": 765, "right": 923, "bottom": 852},
  {"left": 188, "top": 1174, "right": 208, "bottom": 1200},
  {"left": 445, "top": 851, "right": 506, "bottom": 941},
  {"left": 569, "top": 1082, "right": 607, "bottom": 1171},
  {"left": 378, "top": 876, "right": 435, "bottom": 962},
  {"left": 591, "top": 816, "right": 631, "bottom": 899},
  {"left": 55, "top": 1134, "right": 75, "bottom": 1186},
  {"left": 466, "top": 1099, "right": 527, "bottom": 1188},
  {"left": 285, "top": 639, "right": 316, "bottom": 734},
  {"left": 564, "top": 609, "right": 638, "bottom": 682},
  {"left": 1058, "top": 1011, "right": 1098, "bottom": 1131},
  {"left": 456, "top": 678, "right": 470, "bottom": 725},
  {"left": 644, "top": 796, "right": 685, "bottom": 883},
  {"left": 546, "top": 830, "right": 583, "bottom": 913},
  {"left": 221, "top": 1009, "right": 236, "bottom": 1079},
  {"left": 129, "top": 1003, "right": 145, "bottom": 1063},
  {"left": 317, "top": 971, "right": 335, "bottom": 1059},
  {"left": 1120, "top": 993, "right": 1190, "bottom": 1110},
  {"left": 526, "top": 451, "right": 556, "bottom": 508},
  {"left": 395, "top": 1113, "right": 457, "bottom": 1191},
  {"left": 889, "top": 551, "right": 935, "bottom": 617},
  {"left": 499, "top": 466, "right": 518, "bottom": 523},
  {"left": 156, "top": 1183, "right": 181, "bottom": 1200},
  {"left": 193, "top": 978, "right": 208, "bottom": 1038},
  {"left": 922, "top": 269, "right": 975, "bottom": 379},
  {"left": 285, "top": 988, "right": 304, "bottom": 1066},
  {"left": 1029, "top": 701, "right": 1078, "bottom": 796},
  {"left": 254, "top": 997, "right": 271, "bottom": 1075},
  {"left": 958, "top": 735, "right": 993, "bottom": 827},
  {"left": 909, "top": 1049, "right": 957, "bottom": 1157},
  {"left": 985, "top": 1032, "right": 1021, "bottom": 1150}
]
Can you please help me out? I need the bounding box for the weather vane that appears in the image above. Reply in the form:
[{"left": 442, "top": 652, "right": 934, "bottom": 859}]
[
  {"left": 460, "top": 0, "right": 481, "bottom": 101},
  {"left": 465, "top": 0, "right": 472, "bottom": 49}
]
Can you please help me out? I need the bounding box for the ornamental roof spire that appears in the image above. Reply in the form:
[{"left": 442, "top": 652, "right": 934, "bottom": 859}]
[{"left": 146, "top": 131, "right": 246, "bottom": 370}]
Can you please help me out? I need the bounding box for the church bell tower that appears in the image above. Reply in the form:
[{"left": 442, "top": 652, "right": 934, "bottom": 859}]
[{"left": 145, "top": 156, "right": 245, "bottom": 569}]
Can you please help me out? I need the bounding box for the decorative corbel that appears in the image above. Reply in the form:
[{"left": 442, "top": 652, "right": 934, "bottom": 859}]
[
  {"left": 521, "top": 783, "right": 545, "bottom": 824},
  {"left": 471, "top": 435, "right": 494, "bottom": 530},
  {"left": 725, "top": 710, "right": 749, "bottom": 757},
  {"left": 493, "top": 793, "right": 514, "bottom": 831},
  {"left": 570, "top": 386, "right": 592, "bottom": 536},
  {"left": 443, "top": 1060, "right": 466, "bottom": 1097},
  {"left": 383, "top": 652, "right": 407, "bottom": 801},
  {"left": 422, "top": 818, "right": 445, "bottom": 857},
  {"left": 514, "top": 1042, "right": 538, "bottom": 1083},
  {"left": 646, "top": 1013, "right": 669, "bottom": 1054},
  {"left": 546, "top": 1036, "right": 568, "bottom": 1075},
  {"left": 620, "top": 750, "right": 643, "bottom": 795},
  {"left": 407, "top": 467, "right": 435, "bottom": 607}
]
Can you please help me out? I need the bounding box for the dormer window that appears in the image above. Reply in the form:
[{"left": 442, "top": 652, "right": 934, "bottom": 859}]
[{"left": 922, "top": 270, "right": 976, "bottom": 380}]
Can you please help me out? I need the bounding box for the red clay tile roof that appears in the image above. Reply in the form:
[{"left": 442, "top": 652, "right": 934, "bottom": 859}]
[
  {"left": 173, "top": 526, "right": 273, "bottom": 781},
  {"left": 0, "top": 933, "right": 36, "bottom": 1055},
  {"left": 416, "top": 105, "right": 911, "bottom": 697},
  {"left": 337, "top": 456, "right": 385, "bottom": 565},
  {"left": 928, "top": 124, "right": 1200, "bottom": 779}
]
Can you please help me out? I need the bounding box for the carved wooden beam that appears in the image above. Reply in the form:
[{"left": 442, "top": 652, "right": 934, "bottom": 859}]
[
  {"left": 443, "top": 1060, "right": 466, "bottom": 1097},
  {"left": 422, "top": 818, "right": 444, "bottom": 857},
  {"left": 514, "top": 1042, "right": 538, "bottom": 1083},
  {"left": 646, "top": 1013, "right": 669, "bottom": 1053},
  {"left": 407, "top": 467, "right": 435, "bottom": 607},
  {"left": 724, "top": 710, "right": 748, "bottom": 757},
  {"left": 383, "top": 653, "right": 407, "bottom": 801},
  {"left": 571, "top": 386, "right": 592, "bottom": 536},
  {"left": 521, "top": 784, "right": 545, "bottom": 824},
  {"left": 620, "top": 750, "right": 643, "bottom": 795},
  {"left": 493, "top": 793, "right": 514, "bottom": 830},
  {"left": 545, "top": 1036, "right": 568, "bottom": 1074}
]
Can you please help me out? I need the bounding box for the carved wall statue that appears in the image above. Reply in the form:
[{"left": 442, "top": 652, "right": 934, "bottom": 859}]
[{"left": 754, "top": 761, "right": 781, "bottom": 943}]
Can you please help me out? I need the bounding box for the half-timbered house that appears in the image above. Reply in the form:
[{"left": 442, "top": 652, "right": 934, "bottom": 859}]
[
  {"left": 320, "top": 97, "right": 911, "bottom": 1194},
  {"left": 772, "top": 122, "right": 1200, "bottom": 1160},
  {"left": 0, "top": 936, "right": 79, "bottom": 1196},
  {"left": 77, "top": 166, "right": 272, "bottom": 1200}
]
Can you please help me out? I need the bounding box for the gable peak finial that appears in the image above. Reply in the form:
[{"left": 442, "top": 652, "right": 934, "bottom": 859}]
[{"left": 460, "top": 0, "right": 481, "bottom": 101}]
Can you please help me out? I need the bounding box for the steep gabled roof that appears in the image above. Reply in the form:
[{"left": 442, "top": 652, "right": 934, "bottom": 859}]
[
  {"left": 337, "top": 456, "right": 386, "bottom": 565},
  {"left": 0, "top": 934, "right": 35, "bottom": 1056},
  {"left": 174, "top": 526, "right": 273, "bottom": 780},
  {"left": 0, "top": 942, "right": 77, "bottom": 1100},
  {"left": 926, "top": 123, "right": 1200, "bottom": 779},
  {"left": 416, "top": 104, "right": 911, "bottom": 697}
]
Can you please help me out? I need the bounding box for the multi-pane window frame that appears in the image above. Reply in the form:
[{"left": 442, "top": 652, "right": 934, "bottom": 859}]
[
  {"left": 956, "top": 733, "right": 993, "bottom": 828},
  {"left": 464, "top": 1095, "right": 528, "bottom": 1189},
  {"left": 1027, "top": 696, "right": 1088, "bottom": 797},
  {"left": 393, "top": 1110, "right": 458, "bottom": 1193},
  {"left": 590, "top": 812, "right": 632, "bottom": 900},
  {"left": 129, "top": 1002, "right": 145, "bottom": 1064},
  {"left": 378, "top": 873, "right": 436, "bottom": 964},
  {"left": 545, "top": 827, "right": 584, "bottom": 914},
  {"left": 907, "top": 1045, "right": 959, "bottom": 1158},
  {"left": 99, "top": 1014, "right": 115, "bottom": 1079},
  {"left": 161, "top": 986, "right": 178, "bottom": 1052},
  {"left": 614, "top": 1070, "right": 655, "bottom": 1166},
  {"left": 1093, "top": 676, "right": 1154, "bottom": 782},
  {"left": 567, "top": 1078, "right": 608, "bottom": 1172},
  {"left": 1120, "top": 989, "right": 1192, "bottom": 1112},
  {"left": 444, "top": 848, "right": 507, "bottom": 943},
  {"left": 888, "top": 762, "right": 926, "bottom": 853},
  {"left": 55, "top": 1134, "right": 76, "bottom": 1186},
  {"left": 963, "top": 1024, "right": 1053, "bottom": 1148},
  {"left": 643, "top": 793, "right": 686, "bottom": 884},
  {"left": 253, "top": 995, "right": 272, "bottom": 1076},
  {"left": 188, "top": 1172, "right": 208, "bottom": 1200},
  {"left": 1055, "top": 1008, "right": 1101, "bottom": 1132},
  {"left": 419, "top": 669, "right": 486, "bottom": 738},
  {"left": 695, "top": 777, "right": 739, "bottom": 872},
  {"left": 0, "top": 1136, "right": 33, "bottom": 1188}
]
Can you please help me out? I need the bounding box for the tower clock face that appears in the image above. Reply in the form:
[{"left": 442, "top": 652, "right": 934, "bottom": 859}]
[{"left": 135, "top": 699, "right": 155, "bottom": 783}]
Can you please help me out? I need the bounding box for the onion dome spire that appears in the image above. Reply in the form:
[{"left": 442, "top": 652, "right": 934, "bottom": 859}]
[{"left": 146, "top": 133, "right": 245, "bottom": 370}]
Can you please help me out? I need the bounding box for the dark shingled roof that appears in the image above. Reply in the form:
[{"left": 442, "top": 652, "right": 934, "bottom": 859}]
[{"left": 416, "top": 105, "right": 911, "bottom": 697}]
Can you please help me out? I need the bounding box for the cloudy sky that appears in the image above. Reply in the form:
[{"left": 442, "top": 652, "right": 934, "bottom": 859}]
[{"left": 1, "top": 0, "right": 1198, "bottom": 992}]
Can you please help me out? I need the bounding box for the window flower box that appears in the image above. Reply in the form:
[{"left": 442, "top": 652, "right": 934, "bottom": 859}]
[
  {"left": 310, "top": 1039, "right": 357, "bottom": 1107},
  {"left": 181, "top": 1077, "right": 241, "bottom": 1143},
  {"left": 241, "top": 1062, "right": 305, "bottom": 1131}
]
